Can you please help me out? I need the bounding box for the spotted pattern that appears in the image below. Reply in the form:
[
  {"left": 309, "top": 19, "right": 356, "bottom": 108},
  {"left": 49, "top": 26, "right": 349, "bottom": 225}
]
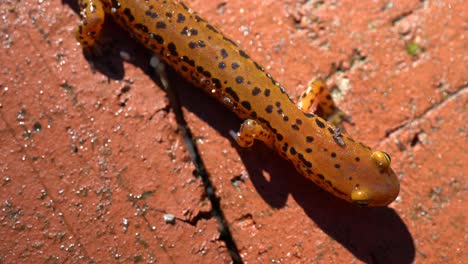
[{"left": 75, "top": 0, "right": 399, "bottom": 207}]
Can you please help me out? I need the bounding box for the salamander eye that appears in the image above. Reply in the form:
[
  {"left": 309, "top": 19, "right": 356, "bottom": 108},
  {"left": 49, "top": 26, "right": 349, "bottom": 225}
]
[
  {"left": 371, "top": 151, "right": 391, "bottom": 169},
  {"left": 351, "top": 186, "right": 369, "bottom": 206}
]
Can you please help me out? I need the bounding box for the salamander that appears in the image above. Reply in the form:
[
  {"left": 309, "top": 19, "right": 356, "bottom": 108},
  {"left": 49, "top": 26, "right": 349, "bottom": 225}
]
[{"left": 75, "top": 0, "right": 400, "bottom": 206}]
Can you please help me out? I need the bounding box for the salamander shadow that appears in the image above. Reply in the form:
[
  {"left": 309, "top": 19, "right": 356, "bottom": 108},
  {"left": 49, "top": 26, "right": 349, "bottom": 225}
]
[
  {"left": 65, "top": 2, "right": 415, "bottom": 262},
  {"left": 169, "top": 68, "right": 415, "bottom": 264},
  {"left": 240, "top": 144, "right": 415, "bottom": 264},
  {"left": 174, "top": 71, "right": 415, "bottom": 263}
]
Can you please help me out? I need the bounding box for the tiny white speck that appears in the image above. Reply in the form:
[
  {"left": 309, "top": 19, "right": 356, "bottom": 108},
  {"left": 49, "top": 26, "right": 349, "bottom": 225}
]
[
  {"left": 223, "top": 97, "right": 232, "bottom": 104},
  {"left": 119, "top": 51, "right": 131, "bottom": 61}
]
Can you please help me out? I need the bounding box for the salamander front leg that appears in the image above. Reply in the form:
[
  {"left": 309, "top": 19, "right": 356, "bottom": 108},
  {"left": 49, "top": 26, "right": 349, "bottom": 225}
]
[
  {"left": 297, "top": 79, "right": 353, "bottom": 127},
  {"left": 230, "top": 119, "right": 274, "bottom": 147}
]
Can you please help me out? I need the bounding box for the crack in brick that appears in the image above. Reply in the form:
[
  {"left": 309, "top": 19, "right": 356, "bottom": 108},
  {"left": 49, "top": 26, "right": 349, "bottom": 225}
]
[
  {"left": 380, "top": 84, "right": 467, "bottom": 145},
  {"left": 390, "top": 1, "right": 427, "bottom": 26}
]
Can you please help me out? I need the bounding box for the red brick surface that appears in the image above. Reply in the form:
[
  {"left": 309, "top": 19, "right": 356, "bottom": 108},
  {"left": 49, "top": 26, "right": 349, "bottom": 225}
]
[{"left": 0, "top": 0, "right": 466, "bottom": 263}]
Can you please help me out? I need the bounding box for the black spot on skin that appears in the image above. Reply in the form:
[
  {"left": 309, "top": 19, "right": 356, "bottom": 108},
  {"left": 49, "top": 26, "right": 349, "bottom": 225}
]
[
  {"left": 296, "top": 119, "right": 303, "bottom": 125},
  {"left": 235, "top": 76, "right": 244, "bottom": 84},
  {"left": 206, "top": 24, "right": 219, "bottom": 33},
  {"left": 197, "top": 66, "right": 211, "bottom": 78},
  {"left": 153, "top": 34, "right": 164, "bottom": 44},
  {"left": 306, "top": 148, "right": 312, "bottom": 153},
  {"left": 275, "top": 102, "right": 281, "bottom": 107},
  {"left": 252, "top": 87, "right": 261, "bottom": 96},
  {"left": 306, "top": 136, "right": 314, "bottom": 142},
  {"left": 194, "top": 15, "right": 205, "bottom": 22},
  {"left": 326, "top": 94, "right": 332, "bottom": 100},
  {"left": 304, "top": 112, "right": 316, "bottom": 118},
  {"left": 180, "top": 56, "right": 195, "bottom": 66},
  {"left": 334, "top": 164, "right": 341, "bottom": 169},
  {"left": 239, "top": 50, "right": 249, "bottom": 58},
  {"left": 291, "top": 124, "right": 299, "bottom": 131},
  {"left": 265, "top": 105, "right": 273, "bottom": 113},
  {"left": 326, "top": 180, "right": 332, "bottom": 186},
  {"left": 250, "top": 111, "right": 257, "bottom": 118},
  {"left": 165, "top": 12, "right": 172, "bottom": 18},
  {"left": 145, "top": 10, "right": 158, "bottom": 19},
  {"left": 290, "top": 147, "right": 297, "bottom": 155},
  {"left": 212, "top": 78, "right": 221, "bottom": 89},
  {"left": 253, "top": 61, "right": 264, "bottom": 71},
  {"left": 328, "top": 127, "right": 335, "bottom": 134},
  {"left": 218, "top": 62, "right": 226, "bottom": 69},
  {"left": 223, "top": 36, "right": 237, "bottom": 47},
  {"left": 225, "top": 87, "right": 239, "bottom": 102},
  {"left": 178, "top": 1, "right": 189, "bottom": 10},
  {"left": 298, "top": 153, "right": 312, "bottom": 168},
  {"left": 221, "top": 49, "right": 228, "bottom": 59},
  {"left": 123, "top": 8, "right": 135, "bottom": 22},
  {"left": 318, "top": 174, "right": 325, "bottom": 180},
  {"left": 180, "top": 26, "right": 189, "bottom": 35},
  {"left": 264, "top": 89, "right": 271, "bottom": 97},
  {"left": 355, "top": 157, "right": 360, "bottom": 162},
  {"left": 315, "top": 119, "right": 325, "bottom": 128},
  {"left": 276, "top": 133, "right": 283, "bottom": 141},
  {"left": 241, "top": 101, "right": 252, "bottom": 110},
  {"left": 282, "top": 143, "right": 288, "bottom": 153},
  {"left": 181, "top": 65, "right": 188, "bottom": 72},
  {"left": 190, "top": 29, "right": 198, "bottom": 35},
  {"left": 257, "top": 117, "right": 272, "bottom": 131},
  {"left": 188, "top": 42, "right": 197, "bottom": 49},
  {"left": 331, "top": 152, "right": 337, "bottom": 158},
  {"left": 198, "top": 40, "right": 206, "bottom": 47},
  {"left": 156, "top": 21, "right": 167, "bottom": 29},
  {"left": 177, "top": 13, "right": 186, "bottom": 23},
  {"left": 168, "top": 42, "right": 178, "bottom": 56},
  {"left": 283, "top": 116, "right": 289, "bottom": 121},
  {"left": 232, "top": 62, "right": 240, "bottom": 69},
  {"left": 135, "top": 23, "right": 149, "bottom": 33}
]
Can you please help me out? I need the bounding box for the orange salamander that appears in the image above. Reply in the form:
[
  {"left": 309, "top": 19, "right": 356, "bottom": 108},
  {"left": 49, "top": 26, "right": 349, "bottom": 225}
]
[{"left": 75, "top": 0, "right": 400, "bottom": 206}]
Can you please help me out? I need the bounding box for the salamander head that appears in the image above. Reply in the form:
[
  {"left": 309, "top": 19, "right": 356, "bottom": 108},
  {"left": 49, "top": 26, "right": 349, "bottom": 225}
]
[{"left": 349, "top": 150, "right": 400, "bottom": 206}]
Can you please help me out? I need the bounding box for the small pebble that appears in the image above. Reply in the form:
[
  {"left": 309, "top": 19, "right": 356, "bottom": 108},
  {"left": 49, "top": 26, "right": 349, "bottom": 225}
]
[{"left": 163, "top": 214, "right": 175, "bottom": 224}]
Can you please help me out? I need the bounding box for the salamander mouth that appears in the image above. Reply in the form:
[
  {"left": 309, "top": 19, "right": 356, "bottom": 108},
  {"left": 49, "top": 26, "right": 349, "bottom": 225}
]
[{"left": 353, "top": 200, "right": 369, "bottom": 206}]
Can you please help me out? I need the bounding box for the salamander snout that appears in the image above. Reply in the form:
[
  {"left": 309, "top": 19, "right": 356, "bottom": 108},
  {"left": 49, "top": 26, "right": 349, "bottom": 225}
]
[{"left": 350, "top": 151, "right": 400, "bottom": 206}]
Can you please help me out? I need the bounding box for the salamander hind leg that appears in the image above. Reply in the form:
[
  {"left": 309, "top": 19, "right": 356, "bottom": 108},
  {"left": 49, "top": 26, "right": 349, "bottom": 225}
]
[
  {"left": 297, "top": 78, "right": 353, "bottom": 128},
  {"left": 75, "top": 0, "right": 105, "bottom": 54},
  {"left": 230, "top": 119, "right": 274, "bottom": 148}
]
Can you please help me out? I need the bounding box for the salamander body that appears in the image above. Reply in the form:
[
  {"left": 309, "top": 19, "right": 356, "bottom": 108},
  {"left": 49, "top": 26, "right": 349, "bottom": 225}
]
[{"left": 76, "top": 0, "right": 400, "bottom": 206}]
